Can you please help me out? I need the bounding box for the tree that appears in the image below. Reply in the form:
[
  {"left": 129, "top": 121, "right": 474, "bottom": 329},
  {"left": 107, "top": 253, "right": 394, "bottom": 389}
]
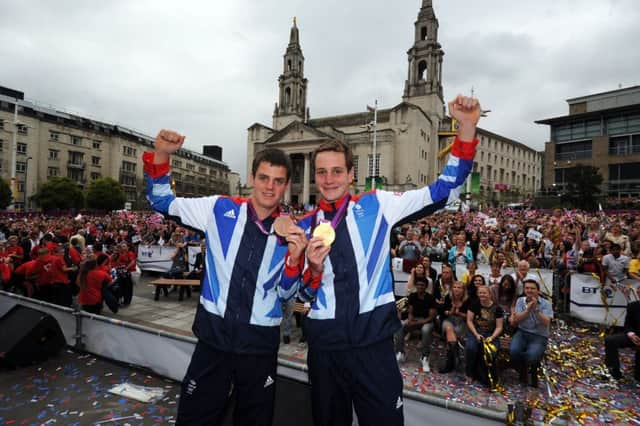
[
  {"left": 0, "top": 178, "right": 12, "bottom": 210},
  {"left": 32, "top": 177, "right": 85, "bottom": 211},
  {"left": 561, "top": 165, "right": 603, "bottom": 211},
  {"left": 86, "top": 177, "right": 127, "bottom": 212}
]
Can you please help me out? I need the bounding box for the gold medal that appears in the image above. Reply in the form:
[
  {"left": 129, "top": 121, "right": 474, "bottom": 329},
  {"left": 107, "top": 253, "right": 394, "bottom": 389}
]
[
  {"left": 273, "top": 215, "right": 295, "bottom": 237},
  {"left": 313, "top": 222, "right": 335, "bottom": 246}
]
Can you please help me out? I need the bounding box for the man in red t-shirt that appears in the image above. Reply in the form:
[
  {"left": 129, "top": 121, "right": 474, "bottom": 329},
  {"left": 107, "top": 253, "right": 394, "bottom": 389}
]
[{"left": 13, "top": 258, "right": 38, "bottom": 298}]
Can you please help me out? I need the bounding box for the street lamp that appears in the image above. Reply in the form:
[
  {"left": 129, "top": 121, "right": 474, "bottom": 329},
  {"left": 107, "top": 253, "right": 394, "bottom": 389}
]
[
  {"left": 23, "top": 156, "right": 32, "bottom": 210},
  {"left": 365, "top": 100, "right": 378, "bottom": 190}
]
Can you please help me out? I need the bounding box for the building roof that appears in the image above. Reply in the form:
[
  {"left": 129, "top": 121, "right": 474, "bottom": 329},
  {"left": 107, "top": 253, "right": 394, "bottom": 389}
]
[
  {"left": 566, "top": 85, "right": 640, "bottom": 103},
  {"left": 0, "top": 92, "right": 229, "bottom": 168},
  {"left": 535, "top": 103, "right": 640, "bottom": 125}
]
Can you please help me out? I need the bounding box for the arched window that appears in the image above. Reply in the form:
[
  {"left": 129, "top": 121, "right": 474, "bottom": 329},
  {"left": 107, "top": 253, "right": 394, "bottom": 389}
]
[
  {"left": 417, "top": 60, "right": 427, "bottom": 80},
  {"left": 287, "top": 60, "right": 292, "bottom": 71},
  {"left": 421, "top": 26, "right": 427, "bottom": 40},
  {"left": 285, "top": 87, "right": 291, "bottom": 105}
]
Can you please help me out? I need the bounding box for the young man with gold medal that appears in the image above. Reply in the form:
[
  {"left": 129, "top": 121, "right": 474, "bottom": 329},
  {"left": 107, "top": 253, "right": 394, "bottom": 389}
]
[{"left": 287, "top": 95, "right": 482, "bottom": 426}]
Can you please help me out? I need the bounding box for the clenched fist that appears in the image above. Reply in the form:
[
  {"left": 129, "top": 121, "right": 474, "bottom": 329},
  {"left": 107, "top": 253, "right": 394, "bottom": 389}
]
[{"left": 154, "top": 129, "right": 186, "bottom": 164}]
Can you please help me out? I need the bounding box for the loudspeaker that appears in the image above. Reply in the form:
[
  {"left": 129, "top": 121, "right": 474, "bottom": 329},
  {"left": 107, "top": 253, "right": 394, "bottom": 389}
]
[{"left": 0, "top": 305, "right": 66, "bottom": 367}]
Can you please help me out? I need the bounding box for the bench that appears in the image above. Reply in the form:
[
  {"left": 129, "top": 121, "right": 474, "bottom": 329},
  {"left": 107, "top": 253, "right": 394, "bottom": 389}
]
[{"left": 150, "top": 278, "right": 201, "bottom": 287}]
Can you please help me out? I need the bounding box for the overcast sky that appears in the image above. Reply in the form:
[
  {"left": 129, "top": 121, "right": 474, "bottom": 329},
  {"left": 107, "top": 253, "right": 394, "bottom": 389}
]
[{"left": 1, "top": 0, "right": 638, "bottom": 181}]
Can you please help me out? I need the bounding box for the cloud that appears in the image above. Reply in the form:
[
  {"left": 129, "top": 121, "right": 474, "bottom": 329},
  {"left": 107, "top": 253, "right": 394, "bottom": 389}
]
[{"left": 1, "top": 0, "right": 638, "bottom": 181}]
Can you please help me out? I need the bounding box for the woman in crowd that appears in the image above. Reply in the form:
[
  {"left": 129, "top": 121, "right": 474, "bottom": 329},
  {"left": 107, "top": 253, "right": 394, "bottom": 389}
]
[
  {"left": 466, "top": 273, "right": 486, "bottom": 303},
  {"left": 604, "top": 223, "right": 631, "bottom": 256},
  {"left": 77, "top": 256, "right": 113, "bottom": 315},
  {"left": 407, "top": 262, "right": 432, "bottom": 295},
  {"left": 465, "top": 285, "right": 504, "bottom": 386},
  {"left": 491, "top": 274, "right": 517, "bottom": 330},
  {"left": 449, "top": 233, "right": 473, "bottom": 266},
  {"left": 439, "top": 281, "right": 469, "bottom": 374},
  {"left": 434, "top": 263, "right": 456, "bottom": 305},
  {"left": 486, "top": 260, "right": 503, "bottom": 287}
]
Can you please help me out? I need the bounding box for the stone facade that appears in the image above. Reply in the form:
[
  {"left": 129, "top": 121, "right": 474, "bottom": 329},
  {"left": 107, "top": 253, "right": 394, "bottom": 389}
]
[{"left": 0, "top": 88, "right": 231, "bottom": 211}]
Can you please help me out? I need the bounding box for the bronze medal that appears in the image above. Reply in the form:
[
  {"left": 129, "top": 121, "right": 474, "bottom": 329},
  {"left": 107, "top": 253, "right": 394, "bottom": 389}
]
[{"left": 273, "top": 215, "right": 295, "bottom": 237}]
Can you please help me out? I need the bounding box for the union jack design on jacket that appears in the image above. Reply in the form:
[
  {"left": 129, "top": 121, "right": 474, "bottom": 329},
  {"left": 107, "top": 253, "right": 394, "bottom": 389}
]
[
  {"left": 295, "top": 137, "right": 478, "bottom": 350},
  {"left": 142, "top": 152, "right": 299, "bottom": 354}
]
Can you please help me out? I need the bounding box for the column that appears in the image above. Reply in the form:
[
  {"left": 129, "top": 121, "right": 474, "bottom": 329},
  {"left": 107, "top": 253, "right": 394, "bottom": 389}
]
[{"left": 302, "top": 152, "right": 310, "bottom": 205}]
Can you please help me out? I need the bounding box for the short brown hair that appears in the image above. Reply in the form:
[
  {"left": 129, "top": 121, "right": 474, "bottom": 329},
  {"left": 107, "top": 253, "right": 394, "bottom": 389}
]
[
  {"left": 312, "top": 140, "right": 353, "bottom": 171},
  {"left": 252, "top": 148, "right": 292, "bottom": 182}
]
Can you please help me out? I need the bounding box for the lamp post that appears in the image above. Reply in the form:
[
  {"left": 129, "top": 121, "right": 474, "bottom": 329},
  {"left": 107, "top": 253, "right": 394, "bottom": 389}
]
[
  {"left": 366, "top": 100, "right": 378, "bottom": 189},
  {"left": 23, "top": 156, "right": 32, "bottom": 211}
]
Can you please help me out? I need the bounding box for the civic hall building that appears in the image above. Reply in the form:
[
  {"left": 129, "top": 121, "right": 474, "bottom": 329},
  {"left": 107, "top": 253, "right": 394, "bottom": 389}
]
[
  {"left": 247, "top": 0, "right": 542, "bottom": 207},
  {"left": 0, "top": 87, "right": 232, "bottom": 210}
]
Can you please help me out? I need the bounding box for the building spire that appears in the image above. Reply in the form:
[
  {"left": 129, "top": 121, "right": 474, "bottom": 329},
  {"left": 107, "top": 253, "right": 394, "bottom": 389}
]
[
  {"left": 289, "top": 17, "right": 299, "bottom": 45},
  {"left": 273, "top": 18, "right": 308, "bottom": 129}
]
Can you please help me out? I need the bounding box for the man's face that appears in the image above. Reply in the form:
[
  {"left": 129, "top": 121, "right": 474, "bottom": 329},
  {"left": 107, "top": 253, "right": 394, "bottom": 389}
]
[
  {"left": 249, "top": 161, "right": 290, "bottom": 214},
  {"left": 524, "top": 282, "right": 539, "bottom": 299},
  {"left": 518, "top": 262, "right": 529, "bottom": 275},
  {"left": 314, "top": 151, "right": 354, "bottom": 203},
  {"left": 611, "top": 246, "right": 621, "bottom": 258}
]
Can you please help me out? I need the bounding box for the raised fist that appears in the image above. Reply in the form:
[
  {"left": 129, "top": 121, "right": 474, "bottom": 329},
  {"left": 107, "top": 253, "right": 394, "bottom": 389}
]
[{"left": 155, "top": 129, "right": 186, "bottom": 156}]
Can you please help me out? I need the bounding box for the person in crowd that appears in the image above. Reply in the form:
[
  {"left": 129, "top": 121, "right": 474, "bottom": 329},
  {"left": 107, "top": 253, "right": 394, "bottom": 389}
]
[
  {"left": 460, "top": 261, "right": 477, "bottom": 287},
  {"left": 77, "top": 256, "right": 113, "bottom": 315},
  {"left": 158, "top": 235, "right": 189, "bottom": 301},
  {"left": 407, "top": 262, "right": 431, "bottom": 294},
  {"left": 398, "top": 228, "right": 423, "bottom": 261},
  {"left": 512, "top": 260, "right": 536, "bottom": 296},
  {"left": 491, "top": 274, "right": 517, "bottom": 329},
  {"left": 111, "top": 242, "right": 137, "bottom": 306},
  {"left": 439, "top": 281, "right": 469, "bottom": 374},
  {"left": 6, "top": 235, "right": 24, "bottom": 267},
  {"left": 466, "top": 273, "right": 486, "bottom": 303},
  {"left": 434, "top": 263, "right": 456, "bottom": 305},
  {"left": 477, "top": 234, "right": 494, "bottom": 265},
  {"left": 449, "top": 233, "right": 473, "bottom": 266},
  {"left": 50, "top": 245, "right": 77, "bottom": 307},
  {"left": 604, "top": 223, "right": 631, "bottom": 256},
  {"left": 602, "top": 243, "right": 630, "bottom": 285},
  {"left": 290, "top": 95, "right": 480, "bottom": 425},
  {"left": 509, "top": 279, "right": 553, "bottom": 387},
  {"left": 628, "top": 243, "right": 640, "bottom": 281},
  {"left": 604, "top": 300, "right": 640, "bottom": 381},
  {"left": 486, "top": 260, "right": 503, "bottom": 287},
  {"left": 465, "top": 285, "right": 504, "bottom": 386},
  {"left": 427, "top": 235, "right": 447, "bottom": 262},
  {"left": 420, "top": 256, "right": 439, "bottom": 286},
  {"left": 394, "top": 278, "right": 438, "bottom": 372},
  {"left": 144, "top": 129, "right": 302, "bottom": 426}
]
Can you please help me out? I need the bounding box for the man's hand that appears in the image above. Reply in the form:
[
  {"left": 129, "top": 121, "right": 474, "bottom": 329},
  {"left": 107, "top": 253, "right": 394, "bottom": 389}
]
[
  {"left": 285, "top": 224, "right": 307, "bottom": 266},
  {"left": 307, "top": 236, "right": 331, "bottom": 276},
  {"left": 154, "top": 129, "right": 186, "bottom": 164},
  {"left": 448, "top": 95, "right": 481, "bottom": 141},
  {"left": 630, "top": 333, "right": 640, "bottom": 346}
]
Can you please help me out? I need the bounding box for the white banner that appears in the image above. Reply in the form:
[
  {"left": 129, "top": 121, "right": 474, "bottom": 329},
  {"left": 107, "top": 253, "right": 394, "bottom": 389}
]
[
  {"left": 137, "top": 245, "right": 201, "bottom": 273},
  {"left": 570, "top": 273, "right": 640, "bottom": 325}
]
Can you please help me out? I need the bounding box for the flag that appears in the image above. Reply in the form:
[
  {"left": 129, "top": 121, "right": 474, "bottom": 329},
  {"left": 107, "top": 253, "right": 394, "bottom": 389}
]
[{"left": 367, "top": 105, "right": 376, "bottom": 112}]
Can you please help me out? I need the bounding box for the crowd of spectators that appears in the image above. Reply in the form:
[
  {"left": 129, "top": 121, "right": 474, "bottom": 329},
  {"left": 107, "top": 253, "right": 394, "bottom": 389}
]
[
  {"left": 388, "top": 206, "right": 639, "bottom": 387},
  {"left": 0, "top": 211, "right": 204, "bottom": 313},
  {"left": 1, "top": 206, "right": 638, "bottom": 387}
]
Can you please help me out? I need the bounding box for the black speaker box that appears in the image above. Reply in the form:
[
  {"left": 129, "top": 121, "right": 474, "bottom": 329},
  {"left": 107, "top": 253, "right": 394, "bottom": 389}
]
[{"left": 0, "top": 305, "right": 66, "bottom": 367}]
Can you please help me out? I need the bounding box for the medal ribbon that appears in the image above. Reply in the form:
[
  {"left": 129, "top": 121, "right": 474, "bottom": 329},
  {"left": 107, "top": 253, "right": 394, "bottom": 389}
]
[
  {"left": 312, "top": 195, "right": 351, "bottom": 234},
  {"left": 247, "top": 201, "right": 286, "bottom": 244}
]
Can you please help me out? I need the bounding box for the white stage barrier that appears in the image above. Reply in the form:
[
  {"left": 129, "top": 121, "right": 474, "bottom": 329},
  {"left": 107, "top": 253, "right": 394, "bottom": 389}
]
[
  {"left": 569, "top": 274, "right": 640, "bottom": 326},
  {"left": 0, "top": 291, "right": 196, "bottom": 382},
  {"left": 137, "top": 245, "right": 201, "bottom": 273}
]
